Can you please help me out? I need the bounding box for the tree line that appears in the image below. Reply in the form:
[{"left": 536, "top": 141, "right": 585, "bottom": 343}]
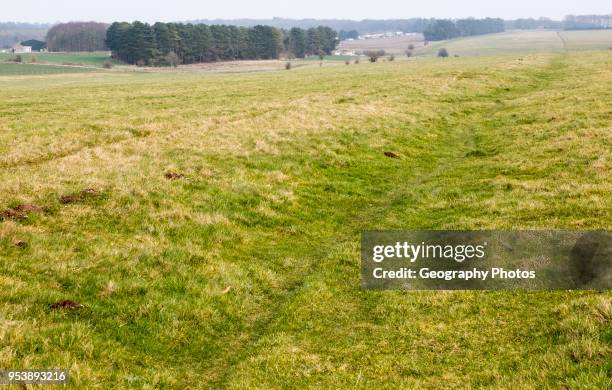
[
  {"left": 563, "top": 15, "right": 612, "bottom": 30},
  {"left": 189, "top": 18, "right": 432, "bottom": 35},
  {"left": 505, "top": 18, "right": 562, "bottom": 30},
  {"left": 423, "top": 18, "right": 505, "bottom": 41},
  {"left": 46, "top": 22, "right": 108, "bottom": 52},
  {"left": 106, "top": 22, "right": 338, "bottom": 66}
]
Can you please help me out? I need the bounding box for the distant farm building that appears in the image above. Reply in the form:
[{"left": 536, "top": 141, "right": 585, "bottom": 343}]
[
  {"left": 20, "top": 39, "right": 47, "bottom": 52},
  {"left": 11, "top": 43, "right": 32, "bottom": 53},
  {"left": 333, "top": 49, "right": 357, "bottom": 56}
]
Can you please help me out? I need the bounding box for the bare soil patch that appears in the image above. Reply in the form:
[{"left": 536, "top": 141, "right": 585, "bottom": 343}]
[
  {"left": 384, "top": 151, "right": 401, "bottom": 159},
  {"left": 13, "top": 239, "right": 28, "bottom": 248},
  {"left": 0, "top": 204, "right": 45, "bottom": 221},
  {"left": 165, "top": 172, "right": 185, "bottom": 180},
  {"left": 50, "top": 300, "right": 83, "bottom": 310},
  {"left": 60, "top": 188, "right": 102, "bottom": 204},
  {"left": 60, "top": 195, "right": 81, "bottom": 204}
]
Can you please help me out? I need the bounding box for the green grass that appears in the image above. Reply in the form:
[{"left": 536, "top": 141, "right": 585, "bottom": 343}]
[
  {"left": 416, "top": 29, "right": 612, "bottom": 57},
  {"left": 0, "top": 62, "right": 98, "bottom": 75},
  {"left": 0, "top": 50, "right": 610, "bottom": 388},
  {"left": 0, "top": 51, "right": 118, "bottom": 67}
]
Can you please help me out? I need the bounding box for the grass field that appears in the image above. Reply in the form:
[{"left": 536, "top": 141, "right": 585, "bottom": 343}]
[
  {"left": 0, "top": 51, "right": 116, "bottom": 67},
  {"left": 0, "top": 62, "right": 99, "bottom": 75},
  {"left": 415, "top": 29, "right": 612, "bottom": 57},
  {"left": 0, "top": 48, "right": 611, "bottom": 387},
  {"left": 0, "top": 54, "right": 350, "bottom": 75}
]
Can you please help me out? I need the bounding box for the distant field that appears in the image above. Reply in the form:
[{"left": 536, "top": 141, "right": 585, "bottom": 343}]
[
  {"left": 338, "top": 34, "right": 424, "bottom": 54},
  {"left": 561, "top": 29, "right": 612, "bottom": 50},
  {"left": 0, "top": 51, "right": 116, "bottom": 67},
  {"left": 415, "top": 29, "right": 612, "bottom": 57},
  {"left": 0, "top": 63, "right": 97, "bottom": 75},
  {"left": 138, "top": 58, "right": 352, "bottom": 74},
  {"left": 0, "top": 55, "right": 353, "bottom": 76},
  {"left": 303, "top": 55, "right": 355, "bottom": 61}
]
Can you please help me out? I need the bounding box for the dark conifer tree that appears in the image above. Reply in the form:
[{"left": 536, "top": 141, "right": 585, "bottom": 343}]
[{"left": 106, "top": 22, "right": 336, "bottom": 65}]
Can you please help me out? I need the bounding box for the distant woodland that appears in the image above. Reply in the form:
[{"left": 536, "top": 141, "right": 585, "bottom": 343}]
[
  {"left": 189, "top": 17, "right": 568, "bottom": 35},
  {"left": 106, "top": 22, "right": 337, "bottom": 65},
  {"left": 46, "top": 22, "right": 108, "bottom": 51},
  {"left": 563, "top": 15, "right": 612, "bottom": 30},
  {"left": 423, "top": 18, "right": 505, "bottom": 41},
  {"left": 190, "top": 18, "right": 432, "bottom": 35}
]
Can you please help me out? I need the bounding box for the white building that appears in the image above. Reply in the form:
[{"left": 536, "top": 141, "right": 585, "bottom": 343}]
[{"left": 11, "top": 44, "right": 32, "bottom": 54}]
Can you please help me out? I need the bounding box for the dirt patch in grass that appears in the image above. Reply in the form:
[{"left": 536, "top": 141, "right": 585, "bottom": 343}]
[
  {"left": 465, "top": 149, "right": 488, "bottom": 157},
  {"left": 0, "top": 204, "right": 45, "bottom": 221},
  {"left": 60, "top": 188, "right": 102, "bottom": 204},
  {"left": 465, "top": 149, "right": 498, "bottom": 158},
  {"left": 13, "top": 239, "right": 28, "bottom": 248},
  {"left": 60, "top": 195, "right": 81, "bottom": 204},
  {"left": 49, "top": 300, "right": 83, "bottom": 310},
  {"left": 334, "top": 97, "right": 356, "bottom": 104},
  {"left": 165, "top": 172, "right": 185, "bottom": 180}
]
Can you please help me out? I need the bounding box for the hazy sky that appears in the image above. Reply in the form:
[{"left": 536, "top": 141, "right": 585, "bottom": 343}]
[{"left": 5, "top": 0, "right": 611, "bottom": 23}]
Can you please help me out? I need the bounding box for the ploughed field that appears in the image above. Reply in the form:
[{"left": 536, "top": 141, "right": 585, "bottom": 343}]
[{"left": 0, "top": 51, "right": 610, "bottom": 387}]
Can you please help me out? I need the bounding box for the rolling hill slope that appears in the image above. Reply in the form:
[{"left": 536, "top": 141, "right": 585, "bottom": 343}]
[{"left": 0, "top": 48, "right": 610, "bottom": 387}]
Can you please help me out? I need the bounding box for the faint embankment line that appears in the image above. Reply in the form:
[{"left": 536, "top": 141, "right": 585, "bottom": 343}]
[
  {"left": 0, "top": 134, "right": 144, "bottom": 170},
  {"left": 556, "top": 31, "right": 569, "bottom": 53}
]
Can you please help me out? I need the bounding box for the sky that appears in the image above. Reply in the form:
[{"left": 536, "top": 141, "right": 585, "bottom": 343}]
[{"left": 4, "top": 0, "right": 611, "bottom": 23}]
